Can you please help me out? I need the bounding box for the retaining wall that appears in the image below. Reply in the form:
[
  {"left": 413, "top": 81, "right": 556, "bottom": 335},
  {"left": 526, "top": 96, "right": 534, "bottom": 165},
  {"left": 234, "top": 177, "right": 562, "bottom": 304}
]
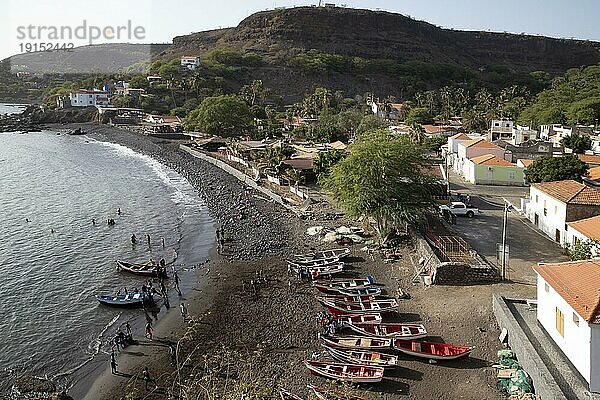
[{"left": 492, "top": 294, "right": 568, "bottom": 400}]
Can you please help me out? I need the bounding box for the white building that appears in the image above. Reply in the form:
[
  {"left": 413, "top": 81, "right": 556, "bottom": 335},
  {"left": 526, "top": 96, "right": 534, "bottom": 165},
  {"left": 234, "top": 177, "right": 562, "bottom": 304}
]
[
  {"left": 511, "top": 125, "right": 538, "bottom": 145},
  {"left": 488, "top": 119, "right": 514, "bottom": 142},
  {"left": 527, "top": 180, "right": 600, "bottom": 243},
  {"left": 69, "top": 90, "right": 111, "bottom": 107},
  {"left": 180, "top": 56, "right": 200, "bottom": 70},
  {"left": 566, "top": 215, "right": 600, "bottom": 256},
  {"left": 533, "top": 260, "right": 600, "bottom": 393}
]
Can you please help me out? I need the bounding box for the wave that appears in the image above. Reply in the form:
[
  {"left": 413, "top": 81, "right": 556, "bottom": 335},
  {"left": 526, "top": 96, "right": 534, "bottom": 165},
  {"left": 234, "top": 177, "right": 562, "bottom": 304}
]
[{"left": 92, "top": 139, "right": 204, "bottom": 208}]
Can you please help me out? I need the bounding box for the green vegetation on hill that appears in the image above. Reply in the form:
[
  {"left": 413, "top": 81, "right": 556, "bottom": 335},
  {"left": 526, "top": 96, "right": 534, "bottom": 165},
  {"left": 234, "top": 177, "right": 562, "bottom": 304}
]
[
  {"left": 524, "top": 155, "right": 589, "bottom": 183},
  {"left": 518, "top": 65, "right": 600, "bottom": 128}
]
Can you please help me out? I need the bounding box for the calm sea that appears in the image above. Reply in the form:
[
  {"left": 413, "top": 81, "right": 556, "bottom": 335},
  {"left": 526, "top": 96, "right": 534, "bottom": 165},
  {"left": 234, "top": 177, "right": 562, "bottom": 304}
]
[{"left": 0, "top": 107, "right": 213, "bottom": 392}]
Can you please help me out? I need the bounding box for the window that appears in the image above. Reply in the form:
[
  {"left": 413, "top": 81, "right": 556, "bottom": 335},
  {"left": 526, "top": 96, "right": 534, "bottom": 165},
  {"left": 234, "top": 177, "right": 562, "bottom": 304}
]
[
  {"left": 508, "top": 171, "right": 516, "bottom": 180},
  {"left": 535, "top": 195, "right": 538, "bottom": 203},
  {"left": 554, "top": 206, "right": 557, "bottom": 214},
  {"left": 544, "top": 208, "right": 547, "bottom": 216},
  {"left": 573, "top": 313, "right": 580, "bottom": 327},
  {"left": 544, "top": 283, "right": 549, "bottom": 293},
  {"left": 556, "top": 307, "right": 564, "bottom": 337}
]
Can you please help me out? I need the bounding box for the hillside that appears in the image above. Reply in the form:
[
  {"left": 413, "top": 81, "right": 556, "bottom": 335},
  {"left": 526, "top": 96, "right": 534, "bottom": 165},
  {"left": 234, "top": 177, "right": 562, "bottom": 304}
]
[
  {"left": 165, "top": 7, "right": 600, "bottom": 73},
  {"left": 3, "top": 7, "right": 600, "bottom": 101},
  {"left": 8, "top": 44, "right": 169, "bottom": 74}
]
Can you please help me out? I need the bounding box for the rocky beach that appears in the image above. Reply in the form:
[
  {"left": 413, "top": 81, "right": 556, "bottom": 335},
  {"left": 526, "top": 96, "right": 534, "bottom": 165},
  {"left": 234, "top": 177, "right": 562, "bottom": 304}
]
[{"left": 36, "top": 122, "right": 519, "bottom": 400}]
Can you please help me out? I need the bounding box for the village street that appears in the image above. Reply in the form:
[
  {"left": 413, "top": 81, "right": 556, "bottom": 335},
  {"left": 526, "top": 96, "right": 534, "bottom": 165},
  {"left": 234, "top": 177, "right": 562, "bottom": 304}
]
[{"left": 447, "top": 172, "right": 568, "bottom": 285}]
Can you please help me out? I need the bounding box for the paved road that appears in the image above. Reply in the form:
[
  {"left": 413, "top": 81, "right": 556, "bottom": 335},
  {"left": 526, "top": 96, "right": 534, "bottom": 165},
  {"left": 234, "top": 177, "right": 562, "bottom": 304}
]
[{"left": 447, "top": 173, "right": 569, "bottom": 285}]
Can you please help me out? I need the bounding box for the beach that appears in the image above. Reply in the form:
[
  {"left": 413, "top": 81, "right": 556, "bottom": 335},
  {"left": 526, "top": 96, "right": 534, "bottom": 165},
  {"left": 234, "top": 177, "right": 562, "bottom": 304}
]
[{"left": 55, "top": 123, "right": 531, "bottom": 399}]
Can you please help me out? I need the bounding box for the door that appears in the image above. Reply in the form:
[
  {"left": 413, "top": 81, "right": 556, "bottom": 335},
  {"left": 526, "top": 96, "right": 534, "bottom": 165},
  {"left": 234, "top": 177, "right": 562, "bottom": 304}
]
[
  {"left": 555, "top": 307, "right": 564, "bottom": 337},
  {"left": 534, "top": 213, "right": 539, "bottom": 226},
  {"left": 555, "top": 229, "right": 561, "bottom": 243}
]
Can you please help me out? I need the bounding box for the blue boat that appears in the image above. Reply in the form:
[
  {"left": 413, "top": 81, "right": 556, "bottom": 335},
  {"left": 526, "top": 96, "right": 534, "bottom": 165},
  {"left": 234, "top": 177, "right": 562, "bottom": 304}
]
[{"left": 96, "top": 292, "right": 148, "bottom": 307}]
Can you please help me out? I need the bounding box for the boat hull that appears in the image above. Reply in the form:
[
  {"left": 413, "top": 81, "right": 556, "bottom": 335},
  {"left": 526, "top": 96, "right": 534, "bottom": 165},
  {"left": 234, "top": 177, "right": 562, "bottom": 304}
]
[
  {"left": 393, "top": 340, "right": 474, "bottom": 360},
  {"left": 303, "top": 360, "right": 384, "bottom": 383}
]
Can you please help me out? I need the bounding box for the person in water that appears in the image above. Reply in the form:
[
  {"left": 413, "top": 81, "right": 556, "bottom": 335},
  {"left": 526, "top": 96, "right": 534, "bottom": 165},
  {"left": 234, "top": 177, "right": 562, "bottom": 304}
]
[
  {"left": 117, "top": 208, "right": 122, "bottom": 215},
  {"left": 131, "top": 234, "right": 137, "bottom": 245}
]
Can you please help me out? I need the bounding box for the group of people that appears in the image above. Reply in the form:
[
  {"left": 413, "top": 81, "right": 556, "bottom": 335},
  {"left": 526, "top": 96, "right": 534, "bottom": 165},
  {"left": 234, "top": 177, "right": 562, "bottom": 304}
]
[{"left": 316, "top": 311, "right": 340, "bottom": 335}]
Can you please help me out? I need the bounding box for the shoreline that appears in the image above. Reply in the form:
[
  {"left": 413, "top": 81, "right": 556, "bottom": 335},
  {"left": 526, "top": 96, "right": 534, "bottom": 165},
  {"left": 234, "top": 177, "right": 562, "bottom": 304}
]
[{"left": 10, "top": 122, "right": 527, "bottom": 399}]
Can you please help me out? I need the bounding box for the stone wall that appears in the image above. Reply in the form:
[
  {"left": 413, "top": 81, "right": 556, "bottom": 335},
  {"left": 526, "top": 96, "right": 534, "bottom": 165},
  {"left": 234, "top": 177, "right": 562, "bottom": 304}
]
[{"left": 492, "top": 294, "right": 568, "bottom": 400}]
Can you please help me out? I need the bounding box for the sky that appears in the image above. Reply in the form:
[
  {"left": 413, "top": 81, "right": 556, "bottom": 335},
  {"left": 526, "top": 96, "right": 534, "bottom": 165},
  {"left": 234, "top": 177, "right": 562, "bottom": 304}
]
[{"left": 2, "top": 0, "right": 599, "bottom": 61}]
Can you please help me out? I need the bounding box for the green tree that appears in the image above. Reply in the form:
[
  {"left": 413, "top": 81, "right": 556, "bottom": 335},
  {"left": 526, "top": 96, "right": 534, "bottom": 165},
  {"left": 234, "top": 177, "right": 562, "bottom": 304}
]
[
  {"left": 111, "top": 95, "right": 133, "bottom": 108},
  {"left": 313, "top": 150, "right": 347, "bottom": 181},
  {"left": 563, "top": 240, "right": 598, "bottom": 261},
  {"left": 423, "top": 135, "right": 448, "bottom": 153},
  {"left": 355, "top": 115, "right": 389, "bottom": 138},
  {"left": 560, "top": 132, "right": 592, "bottom": 154},
  {"left": 184, "top": 95, "right": 252, "bottom": 136},
  {"left": 239, "top": 80, "right": 271, "bottom": 107},
  {"left": 524, "top": 155, "right": 589, "bottom": 183},
  {"left": 324, "top": 131, "right": 434, "bottom": 235},
  {"left": 404, "top": 107, "right": 434, "bottom": 125}
]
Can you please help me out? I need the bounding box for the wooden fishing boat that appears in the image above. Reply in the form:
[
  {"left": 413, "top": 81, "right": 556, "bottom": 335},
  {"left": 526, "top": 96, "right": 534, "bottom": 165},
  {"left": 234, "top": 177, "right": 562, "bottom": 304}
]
[
  {"left": 279, "top": 389, "right": 304, "bottom": 400},
  {"left": 96, "top": 292, "right": 147, "bottom": 307},
  {"left": 336, "top": 287, "right": 382, "bottom": 297},
  {"left": 294, "top": 248, "right": 351, "bottom": 262},
  {"left": 347, "top": 322, "right": 427, "bottom": 339},
  {"left": 320, "top": 298, "right": 398, "bottom": 315},
  {"left": 303, "top": 360, "right": 384, "bottom": 383},
  {"left": 313, "top": 277, "right": 374, "bottom": 293},
  {"left": 336, "top": 314, "right": 382, "bottom": 327},
  {"left": 316, "top": 294, "right": 375, "bottom": 303},
  {"left": 288, "top": 256, "right": 341, "bottom": 267},
  {"left": 296, "top": 263, "right": 344, "bottom": 278},
  {"left": 307, "top": 385, "right": 367, "bottom": 400},
  {"left": 320, "top": 334, "right": 392, "bottom": 350},
  {"left": 322, "top": 345, "right": 399, "bottom": 368},
  {"left": 393, "top": 339, "right": 474, "bottom": 360},
  {"left": 116, "top": 260, "right": 167, "bottom": 278},
  {"left": 289, "top": 260, "right": 345, "bottom": 273}
]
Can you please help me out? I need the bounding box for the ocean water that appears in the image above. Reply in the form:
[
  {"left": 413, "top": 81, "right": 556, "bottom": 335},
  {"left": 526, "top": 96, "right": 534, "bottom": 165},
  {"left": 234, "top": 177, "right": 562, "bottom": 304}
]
[
  {"left": 0, "top": 103, "right": 28, "bottom": 115},
  {"left": 0, "top": 129, "right": 214, "bottom": 392}
]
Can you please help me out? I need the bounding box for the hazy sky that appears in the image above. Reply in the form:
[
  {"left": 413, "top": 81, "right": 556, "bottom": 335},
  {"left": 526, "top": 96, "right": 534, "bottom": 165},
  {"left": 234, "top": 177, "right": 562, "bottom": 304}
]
[{"left": 2, "top": 0, "right": 599, "bottom": 61}]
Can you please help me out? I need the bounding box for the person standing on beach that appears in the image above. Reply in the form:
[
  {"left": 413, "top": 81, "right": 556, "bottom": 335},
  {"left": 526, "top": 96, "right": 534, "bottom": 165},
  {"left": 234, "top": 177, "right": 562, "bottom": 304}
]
[
  {"left": 173, "top": 270, "right": 182, "bottom": 295},
  {"left": 180, "top": 303, "right": 189, "bottom": 323},
  {"left": 110, "top": 352, "right": 118, "bottom": 374},
  {"left": 142, "top": 366, "right": 157, "bottom": 390},
  {"left": 145, "top": 321, "right": 153, "bottom": 340}
]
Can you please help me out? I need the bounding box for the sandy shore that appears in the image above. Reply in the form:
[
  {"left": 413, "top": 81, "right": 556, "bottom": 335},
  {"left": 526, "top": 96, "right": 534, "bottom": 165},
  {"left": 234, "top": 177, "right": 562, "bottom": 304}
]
[{"left": 50, "top": 123, "right": 535, "bottom": 400}]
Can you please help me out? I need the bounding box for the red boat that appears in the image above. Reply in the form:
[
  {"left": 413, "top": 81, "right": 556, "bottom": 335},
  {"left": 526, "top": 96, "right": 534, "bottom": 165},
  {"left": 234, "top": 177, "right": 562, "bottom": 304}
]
[
  {"left": 316, "top": 294, "right": 375, "bottom": 303},
  {"left": 323, "top": 345, "right": 399, "bottom": 368},
  {"left": 303, "top": 360, "right": 384, "bottom": 383},
  {"left": 279, "top": 389, "right": 304, "bottom": 400},
  {"left": 336, "top": 314, "right": 382, "bottom": 326},
  {"left": 320, "top": 298, "right": 398, "bottom": 315},
  {"left": 393, "top": 339, "right": 474, "bottom": 360},
  {"left": 307, "top": 385, "right": 367, "bottom": 400},
  {"left": 320, "top": 334, "right": 392, "bottom": 350},
  {"left": 347, "top": 322, "right": 427, "bottom": 339}
]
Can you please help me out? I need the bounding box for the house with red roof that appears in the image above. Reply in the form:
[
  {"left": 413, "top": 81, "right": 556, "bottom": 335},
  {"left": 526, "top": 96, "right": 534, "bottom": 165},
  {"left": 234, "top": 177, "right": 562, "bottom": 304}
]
[
  {"left": 533, "top": 259, "right": 600, "bottom": 393},
  {"left": 565, "top": 215, "right": 600, "bottom": 257},
  {"left": 463, "top": 154, "right": 524, "bottom": 186},
  {"left": 527, "top": 180, "right": 600, "bottom": 243}
]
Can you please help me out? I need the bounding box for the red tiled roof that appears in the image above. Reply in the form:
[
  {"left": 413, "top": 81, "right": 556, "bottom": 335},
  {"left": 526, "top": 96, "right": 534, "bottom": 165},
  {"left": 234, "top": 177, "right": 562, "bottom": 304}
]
[
  {"left": 589, "top": 166, "right": 600, "bottom": 181},
  {"left": 578, "top": 154, "right": 600, "bottom": 165},
  {"left": 470, "top": 154, "right": 514, "bottom": 167},
  {"left": 450, "top": 133, "right": 470, "bottom": 140},
  {"left": 518, "top": 159, "right": 534, "bottom": 168},
  {"left": 461, "top": 138, "right": 502, "bottom": 150},
  {"left": 567, "top": 215, "right": 600, "bottom": 242},
  {"left": 533, "top": 260, "right": 600, "bottom": 324},
  {"left": 532, "top": 180, "right": 600, "bottom": 205}
]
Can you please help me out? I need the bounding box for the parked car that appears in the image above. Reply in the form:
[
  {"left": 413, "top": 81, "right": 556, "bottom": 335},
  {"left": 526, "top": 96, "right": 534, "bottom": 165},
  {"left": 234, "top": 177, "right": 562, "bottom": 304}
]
[{"left": 439, "top": 202, "right": 480, "bottom": 218}]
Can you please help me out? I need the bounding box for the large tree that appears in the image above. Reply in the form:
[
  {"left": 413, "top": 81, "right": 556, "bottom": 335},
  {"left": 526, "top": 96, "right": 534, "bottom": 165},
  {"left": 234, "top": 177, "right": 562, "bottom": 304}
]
[
  {"left": 560, "top": 132, "right": 592, "bottom": 154},
  {"left": 524, "top": 155, "right": 589, "bottom": 183},
  {"left": 324, "top": 130, "right": 435, "bottom": 235},
  {"left": 184, "top": 95, "right": 252, "bottom": 136}
]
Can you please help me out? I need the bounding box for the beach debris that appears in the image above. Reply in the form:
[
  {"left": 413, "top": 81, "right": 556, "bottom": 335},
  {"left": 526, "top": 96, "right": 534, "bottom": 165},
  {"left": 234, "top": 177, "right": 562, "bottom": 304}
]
[{"left": 11, "top": 376, "right": 74, "bottom": 400}]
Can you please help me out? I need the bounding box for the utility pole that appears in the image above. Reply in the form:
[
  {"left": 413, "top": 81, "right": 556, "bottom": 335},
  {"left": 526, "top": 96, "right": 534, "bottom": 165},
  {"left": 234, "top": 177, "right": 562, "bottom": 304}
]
[{"left": 501, "top": 198, "right": 512, "bottom": 281}]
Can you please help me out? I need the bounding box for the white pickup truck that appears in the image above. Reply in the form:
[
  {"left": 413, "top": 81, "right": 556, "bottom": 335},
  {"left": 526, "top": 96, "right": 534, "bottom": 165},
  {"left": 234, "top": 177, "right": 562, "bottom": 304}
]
[{"left": 439, "top": 201, "right": 480, "bottom": 218}]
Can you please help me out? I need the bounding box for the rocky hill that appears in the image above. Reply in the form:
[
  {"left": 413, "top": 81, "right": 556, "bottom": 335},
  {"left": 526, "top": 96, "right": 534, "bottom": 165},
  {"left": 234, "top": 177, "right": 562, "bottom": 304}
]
[{"left": 165, "top": 6, "right": 600, "bottom": 73}]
